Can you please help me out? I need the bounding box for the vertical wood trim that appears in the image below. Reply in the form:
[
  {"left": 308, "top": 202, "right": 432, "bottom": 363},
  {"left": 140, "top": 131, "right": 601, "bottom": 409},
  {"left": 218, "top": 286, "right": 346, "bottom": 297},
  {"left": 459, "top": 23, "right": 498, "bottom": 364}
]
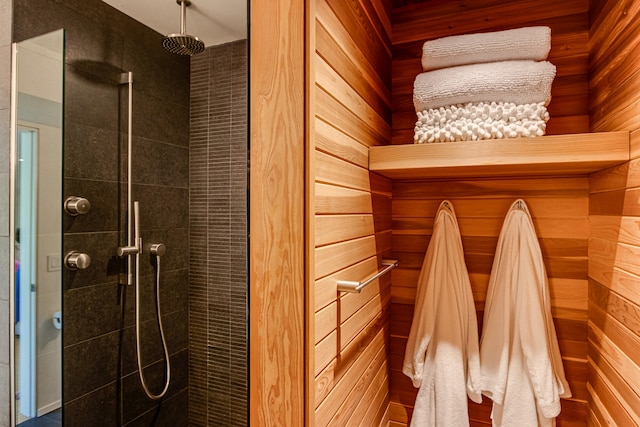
[
  {"left": 250, "top": 0, "right": 306, "bottom": 425},
  {"left": 306, "top": 0, "right": 317, "bottom": 425}
]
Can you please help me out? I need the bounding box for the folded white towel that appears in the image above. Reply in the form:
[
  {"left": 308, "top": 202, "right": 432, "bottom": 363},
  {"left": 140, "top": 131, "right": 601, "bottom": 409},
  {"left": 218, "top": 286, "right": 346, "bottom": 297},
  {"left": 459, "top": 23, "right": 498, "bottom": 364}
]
[
  {"left": 414, "top": 102, "right": 550, "bottom": 143},
  {"left": 413, "top": 60, "right": 556, "bottom": 112},
  {"left": 422, "top": 26, "right": 551, "bottom": 71}
]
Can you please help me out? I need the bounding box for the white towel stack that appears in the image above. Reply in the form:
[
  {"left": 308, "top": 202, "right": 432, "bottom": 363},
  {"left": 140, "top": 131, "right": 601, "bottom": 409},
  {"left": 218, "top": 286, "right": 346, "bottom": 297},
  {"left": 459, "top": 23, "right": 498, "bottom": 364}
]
[{"left": 413, "top": 26, "right": 555, "bottom": 144}]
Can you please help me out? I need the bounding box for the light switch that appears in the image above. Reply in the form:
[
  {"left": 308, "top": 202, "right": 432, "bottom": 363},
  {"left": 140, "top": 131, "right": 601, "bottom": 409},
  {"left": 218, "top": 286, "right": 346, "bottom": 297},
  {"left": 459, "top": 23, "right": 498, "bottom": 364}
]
[{"left": 47, "top": 254, "right": 61, "bottom": 272}]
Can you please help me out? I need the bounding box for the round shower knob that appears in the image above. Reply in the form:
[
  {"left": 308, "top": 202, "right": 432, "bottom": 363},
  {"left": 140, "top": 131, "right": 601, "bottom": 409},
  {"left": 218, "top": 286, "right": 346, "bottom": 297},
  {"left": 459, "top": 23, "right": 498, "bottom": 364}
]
[
  {"left": 149, "top": 243, "right": 166, "bottom": 257},
  {"left": 64, "top": 251, "right": 91, "bottom": 270},
  {"left": 64, "top": 196, "right": 91, "bottom": 216}
]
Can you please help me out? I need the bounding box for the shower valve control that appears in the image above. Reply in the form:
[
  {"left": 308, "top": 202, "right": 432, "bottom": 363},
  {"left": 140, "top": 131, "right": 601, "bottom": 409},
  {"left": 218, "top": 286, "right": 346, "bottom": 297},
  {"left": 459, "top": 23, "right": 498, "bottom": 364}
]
[
  {"left": 64, "top": 196, "right": 91, "bottom": 216},
  {"left": 64, "top": 251, "right": 91, "bottom": 270},
  {"left": 116, "top": 245, "right": 140, "bottom": 257},
  {"left": 149, "top": 243, "right": 166, "bottom": 257}
]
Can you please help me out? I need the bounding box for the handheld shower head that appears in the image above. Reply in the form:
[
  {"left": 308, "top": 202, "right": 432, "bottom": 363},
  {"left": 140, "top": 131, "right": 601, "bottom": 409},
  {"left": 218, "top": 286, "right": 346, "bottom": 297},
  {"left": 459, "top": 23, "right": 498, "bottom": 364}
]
[{"left": 162, "top": 0, "right": 205, "bottom": 56}]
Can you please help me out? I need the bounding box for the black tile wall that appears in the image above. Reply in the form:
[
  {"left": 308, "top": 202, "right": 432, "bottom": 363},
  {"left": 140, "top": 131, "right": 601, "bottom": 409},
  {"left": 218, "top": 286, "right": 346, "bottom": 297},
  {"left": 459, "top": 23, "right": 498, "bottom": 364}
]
[
  {"left": 63, "top": 383, "right": 119, "bottom": 427},
  {"left": 14, "top": 0, "right": 190, "bottom": 425},
  {"left": 188, "top": 40, "right": 248, "bottom": 427}
]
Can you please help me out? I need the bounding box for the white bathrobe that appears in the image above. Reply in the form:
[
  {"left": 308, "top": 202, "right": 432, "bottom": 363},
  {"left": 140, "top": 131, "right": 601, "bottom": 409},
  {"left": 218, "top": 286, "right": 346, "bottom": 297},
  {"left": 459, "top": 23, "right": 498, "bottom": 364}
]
[
  {"left": 403, "top": 200, "right": 482, "bottom": 427},
  {"left": 479, "top": 199, "right": 571, "bottom": 427}
]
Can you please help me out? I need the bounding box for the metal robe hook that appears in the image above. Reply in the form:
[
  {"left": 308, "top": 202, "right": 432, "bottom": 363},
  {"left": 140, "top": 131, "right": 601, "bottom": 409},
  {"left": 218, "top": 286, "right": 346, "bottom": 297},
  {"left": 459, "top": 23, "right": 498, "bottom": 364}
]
[{"left": 441, "top": 200, "right": 453, "bottom": 212}]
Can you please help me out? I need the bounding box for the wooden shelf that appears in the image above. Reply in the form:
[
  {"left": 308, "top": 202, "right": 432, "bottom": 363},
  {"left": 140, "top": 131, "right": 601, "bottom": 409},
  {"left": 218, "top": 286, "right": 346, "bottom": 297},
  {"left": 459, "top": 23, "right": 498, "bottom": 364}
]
[{"left": 369, "top": 131, "right": 630, "bottom": 179}]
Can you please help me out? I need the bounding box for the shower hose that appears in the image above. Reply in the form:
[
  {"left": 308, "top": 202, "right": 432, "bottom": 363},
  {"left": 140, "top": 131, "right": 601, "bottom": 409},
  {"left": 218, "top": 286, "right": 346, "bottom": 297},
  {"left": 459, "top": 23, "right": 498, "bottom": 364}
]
[{"left": 135, "top": 244, "right": 171, "bottom": 400}]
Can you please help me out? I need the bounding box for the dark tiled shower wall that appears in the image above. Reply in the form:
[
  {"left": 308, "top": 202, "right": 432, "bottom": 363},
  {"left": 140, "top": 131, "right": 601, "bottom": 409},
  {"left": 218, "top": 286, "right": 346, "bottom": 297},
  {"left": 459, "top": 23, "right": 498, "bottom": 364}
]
[
  {"left": 188, "top": 40, "right": 248, "bottom": 427},
  {"left": 14, "top": 0, "right": 190, "bottom": 425}
]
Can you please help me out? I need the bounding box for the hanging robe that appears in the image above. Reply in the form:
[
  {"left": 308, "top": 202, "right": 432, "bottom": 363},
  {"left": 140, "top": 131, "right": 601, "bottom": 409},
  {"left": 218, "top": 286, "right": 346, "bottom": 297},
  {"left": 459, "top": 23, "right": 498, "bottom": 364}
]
[
  {"left": 403, "top": 200, "right": 482, "bottom": 427},
  {"left": 479, "top": 199, "right": 572, "bottom": 427}
]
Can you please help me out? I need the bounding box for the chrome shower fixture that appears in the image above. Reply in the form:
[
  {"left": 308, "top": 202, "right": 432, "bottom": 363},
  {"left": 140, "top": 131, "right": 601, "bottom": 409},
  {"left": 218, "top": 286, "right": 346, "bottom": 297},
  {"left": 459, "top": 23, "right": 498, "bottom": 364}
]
[
  {"left": 162, "top": 0, "right": 205, "bottom": 56},
  {"left": 115, "top": 71, "right": 170, "bottom": 400}
]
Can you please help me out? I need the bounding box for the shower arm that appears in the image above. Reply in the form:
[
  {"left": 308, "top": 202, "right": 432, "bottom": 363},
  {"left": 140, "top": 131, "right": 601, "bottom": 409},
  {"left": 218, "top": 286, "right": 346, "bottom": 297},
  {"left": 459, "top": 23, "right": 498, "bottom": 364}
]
[
  {"left": 162, "top": 0, "right": 204, "bottom": 56},
  {"left": 179, "top": 0, "right": 187, "bottom": 35}
]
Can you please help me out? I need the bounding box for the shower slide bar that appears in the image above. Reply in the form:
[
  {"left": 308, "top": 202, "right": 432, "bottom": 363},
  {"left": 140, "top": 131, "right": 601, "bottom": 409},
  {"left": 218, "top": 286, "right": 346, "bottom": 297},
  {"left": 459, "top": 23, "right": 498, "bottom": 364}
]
[
  {"left": 115, "top": 71, "right": 137, "bottom": 285},
  {"left": 115, "top": 71, "right": 170, "bottom": 401},
  {"left": 337, "top": 259, "right": 399, "bottom": 293}
]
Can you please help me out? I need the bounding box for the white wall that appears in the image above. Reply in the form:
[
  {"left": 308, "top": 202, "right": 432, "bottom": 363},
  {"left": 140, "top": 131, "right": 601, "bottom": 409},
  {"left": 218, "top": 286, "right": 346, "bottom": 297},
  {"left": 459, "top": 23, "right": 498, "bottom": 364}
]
[{"left": 0, "top": 0, "right": 14, "bottom": 425}]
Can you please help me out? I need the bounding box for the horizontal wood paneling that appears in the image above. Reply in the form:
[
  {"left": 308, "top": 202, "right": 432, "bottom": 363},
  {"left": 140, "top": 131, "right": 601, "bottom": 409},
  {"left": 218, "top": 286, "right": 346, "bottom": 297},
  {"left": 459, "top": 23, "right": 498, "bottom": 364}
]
[
  {"left": 358, "top": 365, "right": 391, "bottom": 427},
  {"left": 315, "top": 256, "right": 379, "bottom": 311},
  {"left": 310, "top": 0, "right": 393, "bottom": 425},
  {"left": 315, "top": 118, "right": 370, "bottom": 168},
  {"left": 588, "top": 322, "right": 640, "bottom": 425},
  {"left": 391, "top": 0, "right": 590, "bottom": 145},
  {"left": 315, "top": 235, "right": 378, "bottom": 280},
  {"left": 316, "top": 338, "right": 388, "bottom": 426},
  {"left": 385, "top": 12, "right": 613, "bottom": 421},
  {"left": 393, "top": 176, "right": 590, "bottom": 198},
  {"left": 316, "top": 183, "right": 374, "bottom": 214},
  {"left": 315, "top": 56, "right": 391, "bottom": 142},
  {"left": 315, "top": 311, "right": 390, "bottom": 421},
  {"left": 315, "top": 149, "right": 375, "bottom": 191},
  {"left": 307, "top": 0, "right": 640, "bottom": 425},
  {"left": 392, "top": 0, "right": 587, "bottom": 44},
  {"left": 316, "top": 6, "right": 391, "bottom": 108},
  {"left": 588, "top": 299, "right": 640, "bottom": 398},
  {"left": 589, "top": 0, "right": 640, "bottom": 132},
  {"left": 315, "top": 214, "right": 375, "bottom": 247},
  {"left": 315, "top": 324, "right": 388, "bottom": 407},
  {"left": 588, "top": 7, "right": 640, "bottom": 411},
  {"left": 587, "top": 362, "right": 639, "bottom": 426},
  {"left": 587, "top": 239, "right": 640, "bottom": 427}
]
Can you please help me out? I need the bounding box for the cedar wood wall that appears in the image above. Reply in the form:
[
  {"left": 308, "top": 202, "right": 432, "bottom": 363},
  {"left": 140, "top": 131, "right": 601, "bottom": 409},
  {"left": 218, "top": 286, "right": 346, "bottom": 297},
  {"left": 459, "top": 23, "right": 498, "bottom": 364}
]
[
  {"left": 250, "top": 0, "right": 640, "bottom": 425},
  {"left": 388, "top": 0, "right": 640, "bottom": 425},
  {"left": 390, "top": 1, "right": 590, "bottom": 425},
  {"left": 587, "top": 0, "right": 640, "bottom": 425},
  {"left": 311, "top": 0, "right": 394, "bottom": 425}
]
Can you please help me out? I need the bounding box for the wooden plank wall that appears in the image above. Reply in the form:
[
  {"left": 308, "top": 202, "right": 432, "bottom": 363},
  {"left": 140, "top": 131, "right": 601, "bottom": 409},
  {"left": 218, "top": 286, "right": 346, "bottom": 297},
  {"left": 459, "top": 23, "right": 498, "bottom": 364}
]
[
  {"left": 389, "top": 1, "right": 592, "bottom": 425},
  {"left": 249, "top": 0, "right": 305, "bottom": 425},
  {"left": 310, "top": 0, "right": 394, "bottom": 425},
  {"left": 588, "top": 0, "right": 640, "bottom": 425}
]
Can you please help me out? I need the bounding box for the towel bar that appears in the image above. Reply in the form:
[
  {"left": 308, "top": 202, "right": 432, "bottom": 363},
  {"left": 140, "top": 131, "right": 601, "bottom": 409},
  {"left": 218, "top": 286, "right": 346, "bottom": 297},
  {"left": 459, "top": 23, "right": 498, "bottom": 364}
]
[{"left": 337, "top": 259, "right": 398, "bottom": 293}]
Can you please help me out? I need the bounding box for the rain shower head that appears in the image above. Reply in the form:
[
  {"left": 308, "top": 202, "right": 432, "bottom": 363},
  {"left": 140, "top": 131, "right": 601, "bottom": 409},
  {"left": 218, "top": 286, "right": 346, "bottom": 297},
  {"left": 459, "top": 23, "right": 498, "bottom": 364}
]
[{"left": 162, "top": 0, "right": 205, "bottom": 56}]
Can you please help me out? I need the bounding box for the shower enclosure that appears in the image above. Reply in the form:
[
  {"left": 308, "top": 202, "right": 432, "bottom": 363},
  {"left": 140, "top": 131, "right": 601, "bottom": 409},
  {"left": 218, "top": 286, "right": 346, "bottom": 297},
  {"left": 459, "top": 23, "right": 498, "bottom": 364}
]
[{"left": 8, "top": 0, "right": 249, "bottom": 425}]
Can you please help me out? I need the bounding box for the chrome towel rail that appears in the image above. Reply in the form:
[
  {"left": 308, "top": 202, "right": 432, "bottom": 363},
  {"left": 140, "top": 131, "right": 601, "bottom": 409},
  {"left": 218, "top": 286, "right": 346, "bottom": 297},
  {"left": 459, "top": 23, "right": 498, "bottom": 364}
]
[{"left": 337, "top": 259, "right": 399, "bottom": 293}]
